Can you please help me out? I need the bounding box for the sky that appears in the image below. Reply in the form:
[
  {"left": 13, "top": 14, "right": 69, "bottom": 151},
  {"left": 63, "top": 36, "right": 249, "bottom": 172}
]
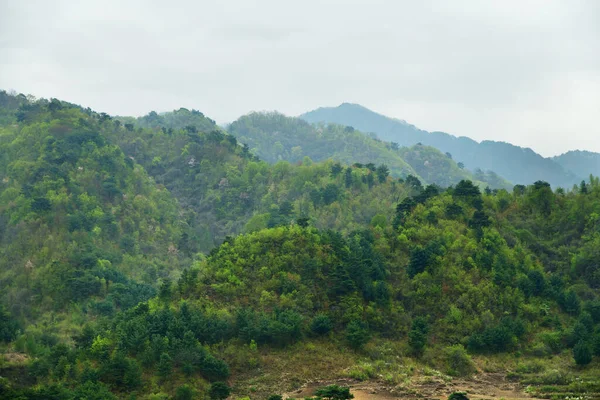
[{"left": 0, "top": 0, "right": 598, "bottom": 157}]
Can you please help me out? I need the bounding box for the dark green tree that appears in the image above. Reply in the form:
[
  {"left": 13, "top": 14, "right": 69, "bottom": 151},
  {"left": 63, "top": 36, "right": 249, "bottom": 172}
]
[
  {"left": 157, "top": 352, "right": 173, "bottom": 378},
  {"left": 310, "top": 313, "right": 333, "bottom": 335},
  {"left": 573, "top": 340, "right": 592, "bottom": 366},
  {"left": 408, "top": 317, "right": 429, "bottom": 356},
  {"left": 345, "top": 320, "right": 370, "bottom": 349},
  {"left": 209, "top": 382, "right": 231, "bottom": 400},
  {"left": 315, "top": 385, "right": 354, "bottom": 400}
]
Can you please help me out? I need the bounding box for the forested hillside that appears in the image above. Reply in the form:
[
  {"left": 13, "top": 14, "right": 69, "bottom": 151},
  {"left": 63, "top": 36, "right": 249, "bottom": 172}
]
[
  {"left": 554, "top": 150, "right": 600, "bottom": 182},
  {"left": 1, "top": 91, "right": 600, "bottom": 400},
  {"left": 0, "top": 97, "right": 186, "bottom": 322},
  {"left": 301, "top": 103, "right": 584, "bottom": 188},
  {"left": 227, "top": 112, "right": 510, "bottom": 189}
]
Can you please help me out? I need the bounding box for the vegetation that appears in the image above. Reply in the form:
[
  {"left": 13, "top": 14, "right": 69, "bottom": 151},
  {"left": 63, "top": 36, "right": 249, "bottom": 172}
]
[
  {"left": 1, "top": 90, "right": 600, "bottom": 399},
  {"left": 228, "top": 111, "right": 510, "bottom": 189},
  {"left": 301, "top": 102, "right": 588, "bottom": 188}
]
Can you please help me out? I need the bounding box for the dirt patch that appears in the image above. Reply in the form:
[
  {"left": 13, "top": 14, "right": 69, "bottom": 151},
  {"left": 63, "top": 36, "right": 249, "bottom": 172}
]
[
  {"left": 2, "top": 352, "right": 29, "bottom": 364},
  {"left": 284, "top": 373, "right": 546, "bottom": 400}
]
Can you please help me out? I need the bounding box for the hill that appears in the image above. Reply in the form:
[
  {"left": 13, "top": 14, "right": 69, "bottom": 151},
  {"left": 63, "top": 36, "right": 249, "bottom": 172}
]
[
  {"left": 0, "top": 91, "right": 599, "bottom": 400},
  {"left": 0, "top": 96, "right": 187, "bottom": 323},
  {"left": 300, "top": 103, "right": 582, "bottom": 188},
  {"left": 554, "top": 150, "right": 600, "bottom": 182},
  {"left": 227, "top": 112, "right": 510, "bottom": 189}
]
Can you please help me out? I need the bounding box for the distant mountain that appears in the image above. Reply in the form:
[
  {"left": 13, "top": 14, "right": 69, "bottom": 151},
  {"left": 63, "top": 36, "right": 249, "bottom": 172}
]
[
  {"left": 301, "top": 103, "right": 583, "bottom": 187},
  {"left": 227, "top": 112, "right": 511, "bottom": 189},
  {"left": 553, "top": 150, "right": 600, "bottom": 182}
]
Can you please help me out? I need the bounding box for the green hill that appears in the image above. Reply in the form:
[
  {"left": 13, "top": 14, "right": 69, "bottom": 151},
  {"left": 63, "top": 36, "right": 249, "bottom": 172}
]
[
  {"left": 554, "top": 150, "right": 600, "bottom": 182},
  {"left": 0, "top": 92, "right": 599, "bottom": 400},
  {"left": 301, "top": 103, "right": 581, "bottom": 188},
  {"left": 227, "top": 111, "right": 511, "bottom": 189},
  {"left": 0, "top": 97, "right": 186, "bottom": 323}
]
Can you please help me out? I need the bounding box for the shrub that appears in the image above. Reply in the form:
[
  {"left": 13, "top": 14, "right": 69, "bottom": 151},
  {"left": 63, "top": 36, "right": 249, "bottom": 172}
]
[
  {"left": 445, "top": 345, "right": 476, "bottom": 376},
  {"left": 315, "top": 385, "right": 354, "bottom": 400}
]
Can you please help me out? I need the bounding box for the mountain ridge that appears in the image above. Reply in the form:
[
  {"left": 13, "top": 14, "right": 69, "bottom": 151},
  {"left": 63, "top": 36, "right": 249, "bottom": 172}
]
[{"left": 300, "top": 103, "right": 594, "bottom": 187}]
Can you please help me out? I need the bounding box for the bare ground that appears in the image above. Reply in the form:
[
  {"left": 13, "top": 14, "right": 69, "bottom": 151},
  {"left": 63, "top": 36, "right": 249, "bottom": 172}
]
[{"left": 285, "top": 373, "right": 547, "bottom": 400}]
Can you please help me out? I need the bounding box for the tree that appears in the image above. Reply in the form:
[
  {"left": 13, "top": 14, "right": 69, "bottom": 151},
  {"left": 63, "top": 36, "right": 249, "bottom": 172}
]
[
  {"left": 573, "top": 340, "right": 592, "bottom": 366},
  {"left": 457, "top": 162, "right": 465, "bottom": 169},
  {"left": 345, "top": 320, "right": 370, "bottom": 349},
  {"left": 376, "top": 164, "right": 389, "bottom": 183},
  {"left": 174, "top": 385, "right": 195, "bottom": 400},
  {"left": 448, "top": 392, "right": 469, "bottom": 400},
  {"left": 331, "top": 163, "right": 343, "bottom": 177},
  {"left": 315, "top": 385, "right": 354, "bottom": 400},
  {"left": 157, "top": 352, "right": 172, "bottom": 378},
  {"left": 310, "top": 313, "right": 332, "bottom": 335},
  {"left": 344, "top": 167, "right": 353, "bottom": 188},
  {"left": 209, "top": 382, "right": 231, "bottom": 400},
  {"left": 407, "top": 247, "right": 429, "bottom": 278},
  {"left": 297, "top": 217, "right": 310, "bottom": 228},
  {"left": 199, "top": 354, "right": 230, "bottom": 381},
  {"left": 409, "top": 317, "right": 429, "bottom": 356},
  {"left": 405, "top": 175, "right": 422, "bottom": 191},
  {"left": 561, "top": 290, "right": 582, "bottom": 315},
  {"left": 0, "top": 306, "right": 20, "bottom": 342}
]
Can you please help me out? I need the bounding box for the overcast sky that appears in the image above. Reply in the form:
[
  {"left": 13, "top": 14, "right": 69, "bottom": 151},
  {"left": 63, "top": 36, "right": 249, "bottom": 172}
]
[{"left": 1, "top": 0, "right": 598, "bottom": 156}]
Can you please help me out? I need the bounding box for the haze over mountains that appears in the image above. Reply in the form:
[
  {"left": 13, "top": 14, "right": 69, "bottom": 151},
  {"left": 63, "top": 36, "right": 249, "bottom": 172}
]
[{"left": 301, "top": 103, "right": 597, "bottom": 188}]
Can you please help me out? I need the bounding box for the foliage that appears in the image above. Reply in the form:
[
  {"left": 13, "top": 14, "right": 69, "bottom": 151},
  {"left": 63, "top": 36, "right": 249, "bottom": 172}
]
[{"left": 314, "top": 384, "right": 354, "bottom": 400}]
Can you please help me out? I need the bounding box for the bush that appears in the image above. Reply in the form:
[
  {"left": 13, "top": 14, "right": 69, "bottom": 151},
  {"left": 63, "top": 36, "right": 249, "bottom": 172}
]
[
  {"left": 315, "top": 385, "right": 354, "bottom": 400},
  {"left": 445, "top": 345, "right": 476, "bottom": 376}
]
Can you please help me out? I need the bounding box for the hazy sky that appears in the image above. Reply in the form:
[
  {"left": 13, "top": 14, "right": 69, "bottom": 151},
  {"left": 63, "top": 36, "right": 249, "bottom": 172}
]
[{"left": 1, "top": 0, "right": 598, "bottom": 156}]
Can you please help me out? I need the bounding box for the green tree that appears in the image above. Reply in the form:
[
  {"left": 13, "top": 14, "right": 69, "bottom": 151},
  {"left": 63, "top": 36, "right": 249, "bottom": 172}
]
[
  {"left": 409, "top": 317, "right": 429, "bottom": 356},
  {"left": 209, "top": 382, "right": 231, "bottom": 400},
  {"left": 174, "top": 384, "right": 195, "bottom": 400},
  {"left": 310, "top": 313, "right": 332, "bottom": 336},
  {"left": 315, "top": 385, "right": 354, "bottom": 400},
  {"left": 345, "top": 320, "right": 370, "bottom": 349},
  {"left": 573, "top": 340, "right": 592, "bottom": 366},
  {"left": 157, "top": 352, "right": 173, "bottom": 378}
]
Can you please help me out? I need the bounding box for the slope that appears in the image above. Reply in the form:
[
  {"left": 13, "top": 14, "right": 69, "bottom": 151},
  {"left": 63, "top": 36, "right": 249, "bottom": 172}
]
[
  {"left": 553, "top": 150, "right": 600, "bottom": 182},
  {"left": 227, "top": 112, "right": 510, "bottom": 189},
  {"left": 301, "top": 103, "right": 580, "bottom": 188},
  {"left": 0, "top": 96, "right": 186, "bottom": 321}
]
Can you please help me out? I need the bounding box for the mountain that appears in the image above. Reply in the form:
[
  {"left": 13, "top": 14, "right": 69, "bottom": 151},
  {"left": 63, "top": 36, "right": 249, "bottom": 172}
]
[
  {"left": 554, "top": 150, "right": 600, "bottom": 182},
  {"left": 1, "top": 91, "right": 600, "bottom": 400},
  {"left": 300, "top": 103, "right": 582, "bottom": 188},
  {"left": 227, "top": 112, "right": 511, "bottom": 189}
]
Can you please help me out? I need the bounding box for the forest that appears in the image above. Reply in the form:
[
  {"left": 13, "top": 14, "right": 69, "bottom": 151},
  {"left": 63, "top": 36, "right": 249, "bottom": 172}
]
[{"left": 0, "top": 90, "right": 600, "bottom": 399}]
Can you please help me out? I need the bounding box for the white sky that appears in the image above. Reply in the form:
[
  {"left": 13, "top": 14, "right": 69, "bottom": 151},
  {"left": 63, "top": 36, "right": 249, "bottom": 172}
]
[{"left": 1, "top": 0, "right": 598, "bottom": 156}]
